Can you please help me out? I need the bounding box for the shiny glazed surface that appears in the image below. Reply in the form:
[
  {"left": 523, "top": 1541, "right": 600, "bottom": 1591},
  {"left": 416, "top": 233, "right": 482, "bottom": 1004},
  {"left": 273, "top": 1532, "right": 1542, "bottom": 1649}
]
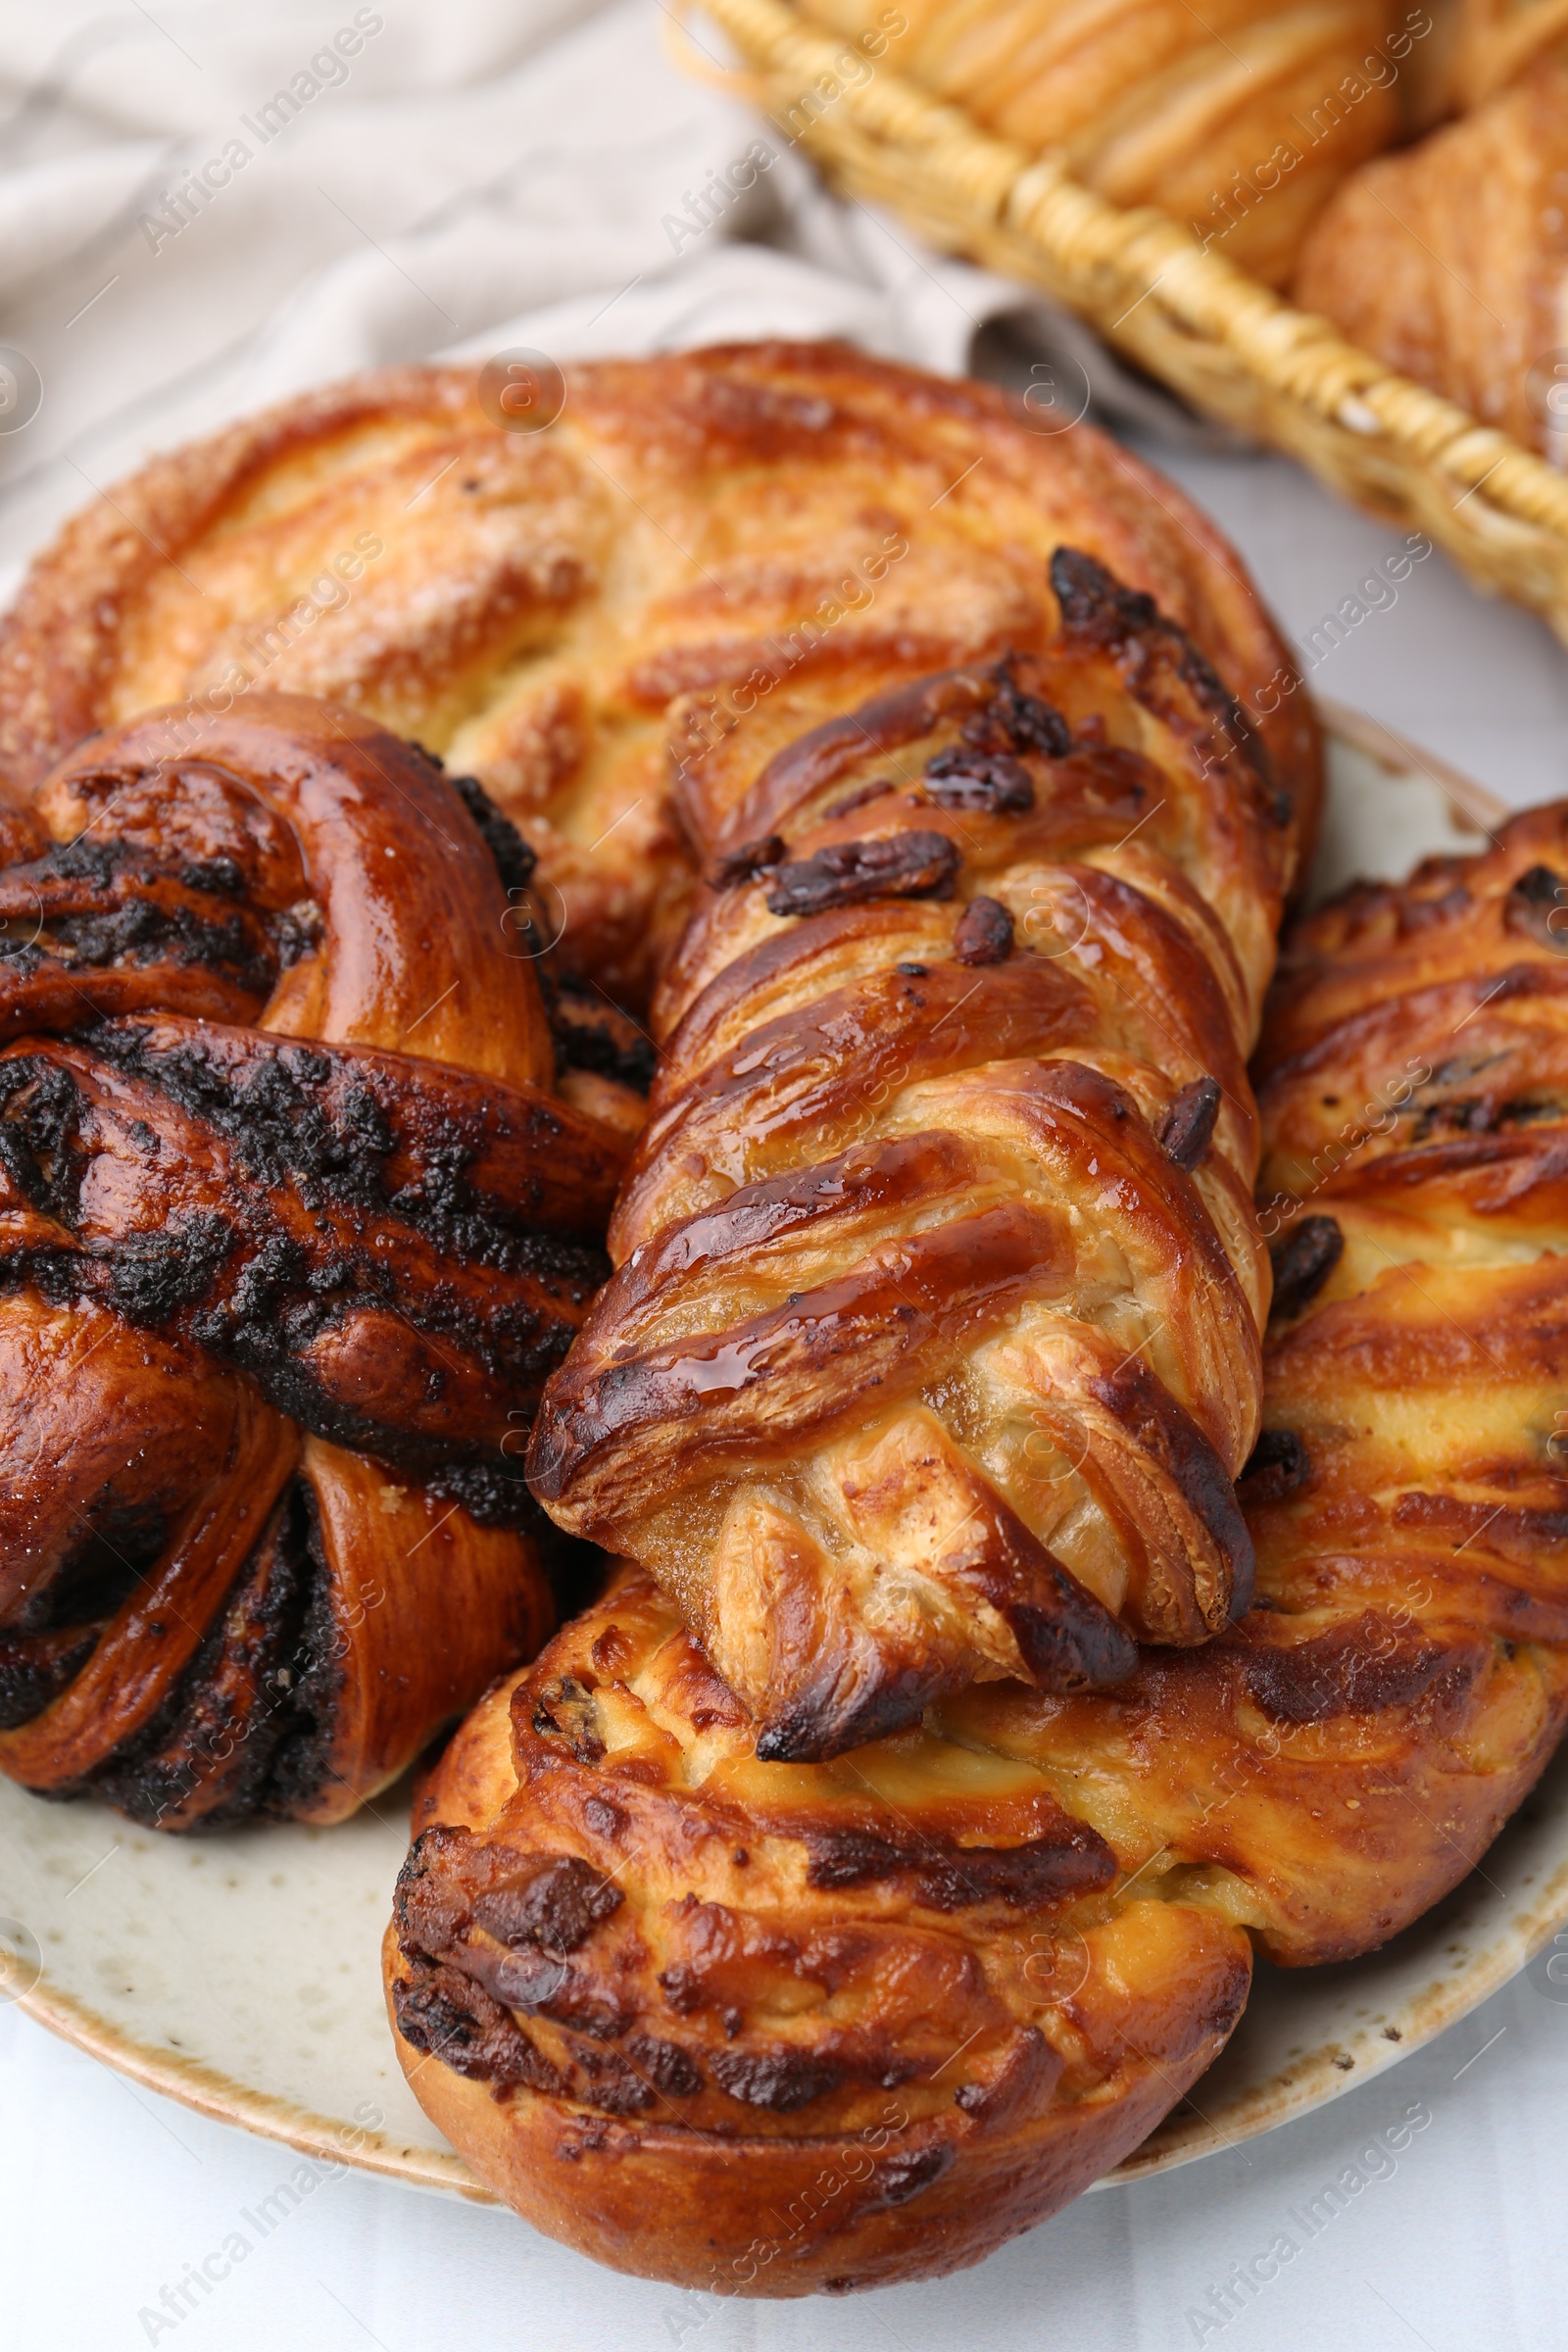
[
  {"left": 388, "top": 800, "right": 1568, "bottom": 2293},
  {"left": 0, "top": 694, "right": 624, "bottom": 1828},
  {"left": 531, "top": 558, "right": 1309, "bottom": 1756}
]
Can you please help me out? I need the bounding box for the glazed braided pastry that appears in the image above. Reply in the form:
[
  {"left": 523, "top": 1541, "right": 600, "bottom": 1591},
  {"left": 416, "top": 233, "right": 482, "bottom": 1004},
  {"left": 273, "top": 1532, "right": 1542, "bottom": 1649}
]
[
  {"left": 530, "top": 554, "right": 1305, "bottom": 1759},
  {"left": 0, "top": 695, "right": 623, "bottom": 1829},
  {"left": 387, "top": 800, "right": 1568, "bottom": 2294}
]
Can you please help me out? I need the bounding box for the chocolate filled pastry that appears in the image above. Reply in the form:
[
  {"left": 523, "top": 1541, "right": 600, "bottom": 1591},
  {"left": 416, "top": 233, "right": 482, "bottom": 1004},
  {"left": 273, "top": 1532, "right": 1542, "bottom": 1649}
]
[
  {"left": 0, "top": 345, "right": 1318, "bottom": 1007},
  {"left": 387, "top": 800, "right": 1568, "bottom": 2294},
  {"left": 528, "top": 550, "right": 1313, "bottom": 1759},
  {"left": 1293, "top": 55, "right": 1568, "bottom": 454},
  {"left": 0, "top": 694, "right": 626, "bottom": 1829}
]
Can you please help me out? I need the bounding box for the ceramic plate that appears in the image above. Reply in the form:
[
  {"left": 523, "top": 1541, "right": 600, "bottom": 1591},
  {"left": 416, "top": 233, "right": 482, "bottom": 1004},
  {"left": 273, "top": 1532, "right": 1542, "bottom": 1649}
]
[{"left": 6, "top": 708, "right": 1565, "bottom": 2204}]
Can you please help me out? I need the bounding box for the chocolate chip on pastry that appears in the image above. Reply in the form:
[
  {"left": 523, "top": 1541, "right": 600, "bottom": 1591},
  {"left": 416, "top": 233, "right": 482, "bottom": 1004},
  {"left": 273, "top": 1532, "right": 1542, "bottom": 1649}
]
[
  {"left": 389, "top": 799, "right": 1568, "bottom": 2294},
  {"left": 527, "top": 552, "right": 1311, "bottom": 1760},
  {"left": 1267, "top": 1210, "right": 1344, "bottom": 1319},
  {"left": 0, "top": 345, "right": 1320, "bottom": 1009},
  {"left": 0, "top": 694, "right": 628, "bottom": 1830},
  {"left": 952, "top": 894, "right": 1015, "bottom": 965}
]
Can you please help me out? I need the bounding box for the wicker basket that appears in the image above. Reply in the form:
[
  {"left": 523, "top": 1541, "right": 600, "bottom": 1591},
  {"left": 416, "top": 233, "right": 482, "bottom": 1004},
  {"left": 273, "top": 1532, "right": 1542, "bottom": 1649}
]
[{"left": 685, "top": 0, "right": 1568, "bottom": 649}]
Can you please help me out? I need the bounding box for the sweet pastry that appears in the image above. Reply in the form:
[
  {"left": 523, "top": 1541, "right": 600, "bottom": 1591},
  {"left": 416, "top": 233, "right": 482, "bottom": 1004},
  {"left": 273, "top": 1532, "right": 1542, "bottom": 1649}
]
[
  {"left": 1452, "top": 0, "right": 1568, "bottom": 106},
  {"left": 387, "top": 1565, "right": 1250, "bottom": 2295},
  {"left": 796, "top": 0, "right": 1406, "bottom": 285},
  {"left": 385, "top": 798, "right": 1568, "bottom": 2294},
  {"left": 0, "top": 345, "right": 1319, "bottom": 1006},
  {"left": 0, "top": 694, "right": 625, "bottom": 1828},
  {"left": 529, "top": 555, "right": 1313, "bottom": 1759},
  {"left": 1293, "top": 56, "right": 1568, "bottom": 454}
]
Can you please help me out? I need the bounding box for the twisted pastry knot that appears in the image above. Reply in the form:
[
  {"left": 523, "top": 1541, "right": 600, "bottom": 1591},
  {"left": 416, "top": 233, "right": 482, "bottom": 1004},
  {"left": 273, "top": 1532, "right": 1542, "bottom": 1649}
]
[
  {"left": 389, "top": 805, "right": 1568, "bottom": 2295},
  {"left": 0, "top": 694, "right": 625, "bottom": 1829},
  {"left": 529, "top": 553, "right": 1304, "bottom": 1760}
]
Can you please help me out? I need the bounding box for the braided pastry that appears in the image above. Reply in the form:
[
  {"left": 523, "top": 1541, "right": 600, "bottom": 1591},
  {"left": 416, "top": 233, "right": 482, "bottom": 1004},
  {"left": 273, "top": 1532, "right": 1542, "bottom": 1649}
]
[
  {"left": 797, "top": 0, "right": 1406, "bottom": 285},
  {"left": 386, "top": 799, "right": 1568, "bottom": 2294},
  {"left": 0, "top": 346, "right": 1317, "bottom": 1006},
  {"left": 529, "top": 556, "right": 1312, "bottom": 1758},
  {"left": 0, "top": 694, "right": 624, "bottom": 1829}
]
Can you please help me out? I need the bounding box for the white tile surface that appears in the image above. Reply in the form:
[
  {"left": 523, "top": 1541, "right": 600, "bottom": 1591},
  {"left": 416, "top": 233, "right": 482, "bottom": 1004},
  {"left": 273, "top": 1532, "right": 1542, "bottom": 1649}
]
[{"left": 8, "top": 1953, "right": 1568, "bottom": 2352}]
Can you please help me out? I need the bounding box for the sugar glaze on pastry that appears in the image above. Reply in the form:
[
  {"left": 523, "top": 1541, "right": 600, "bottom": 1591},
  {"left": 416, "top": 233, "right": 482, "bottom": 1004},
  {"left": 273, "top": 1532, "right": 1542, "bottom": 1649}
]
[
  {"left": 387, "top": 800, "right": 1568, "bottom": 2294},
  {"left": 530, "top": 557, "right": 1307, "bottom": 1758}
]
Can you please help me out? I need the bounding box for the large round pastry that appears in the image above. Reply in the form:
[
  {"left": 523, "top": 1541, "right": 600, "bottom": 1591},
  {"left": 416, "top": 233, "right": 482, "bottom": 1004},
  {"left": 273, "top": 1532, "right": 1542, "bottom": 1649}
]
[
  {"left": 0, "top": 694, "right": 624, "bottom": 1828},
  {"left": 386, "top": 798, "right": 1568, "bottom": 2292},
  {"left": 0, "top": 345, "right": 1319, "bottom": 1005}
]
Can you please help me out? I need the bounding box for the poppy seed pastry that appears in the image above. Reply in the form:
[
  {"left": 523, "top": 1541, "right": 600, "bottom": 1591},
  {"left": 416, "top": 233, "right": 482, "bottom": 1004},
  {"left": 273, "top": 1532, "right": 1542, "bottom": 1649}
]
[
  {"left": 386, "top": 799, "right": 1568, "bottom": 2294},
  {"left": 528, "top": 552, "right": 1309, "bottom": 1759},
  {"left": 0, "top": 694, "right": 625, "bottom": 1828},
  {"left": 0, "top": 344, "right": 1318, "bottom": 1006}
]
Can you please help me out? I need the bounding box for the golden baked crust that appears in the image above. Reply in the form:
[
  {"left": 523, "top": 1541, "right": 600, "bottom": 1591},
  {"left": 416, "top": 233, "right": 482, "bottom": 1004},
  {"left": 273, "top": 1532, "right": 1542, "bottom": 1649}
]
[
  {"left": 0, "top": 345, "right": 1317, "bottom": 1005},
  {"left": 0, "top": 695, "right": 625, "bottom": 1826},
  {"left": 799, "top": 0, "right": 1403, "bottom": 285},
  {"left": 529, "top": 566, "right": 1303, "bottom": 1757},
  {"left": 385, "top": 800, "right": 1568, "bottom": 2293},
  {"left": 386, "top": 1573, "right": 1253, "bottom": 2295},
  {"left": 1293, "top": 60, "right": 1568, "bottom": 453},
  {"left": 1451, "top": 0, "right": 1568, "bottom": 106}
]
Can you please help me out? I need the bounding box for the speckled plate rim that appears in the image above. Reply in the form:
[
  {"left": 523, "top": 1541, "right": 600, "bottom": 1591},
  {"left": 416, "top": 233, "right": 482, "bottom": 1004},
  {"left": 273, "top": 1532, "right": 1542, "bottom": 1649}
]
[
  {"left": 16, "top": 1970, "right": 492, "bottom": 2198},
  {"left": 16, "top": 1813, "right": 1568, "bottom": 2202},
  {"left": 9, "top": 706, "right": 1553, "bottom": 2206}
]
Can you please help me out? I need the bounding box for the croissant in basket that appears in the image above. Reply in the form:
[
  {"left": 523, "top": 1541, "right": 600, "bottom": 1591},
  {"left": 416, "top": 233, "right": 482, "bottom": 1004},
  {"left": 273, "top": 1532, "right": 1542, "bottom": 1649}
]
[
  {"left": 0, "top": 345, "right": 1318, "bottom": 1006},
  {"left": 386, "top": 798, "right": 1568, "bottom": 2294},
  {"left": 1294, "top": 54, "right": 1568, "bottom": 454},
  {"left": 529, "top": 552, "right": 1311, "bottom": 1759},
  {"left": 0, "top": 694, "right": 626, "bottom": 1830},
  {"left": 796, "top": 0, "right": 1410, "bottom": 284},
  {"left": 1450, "top": 0, "right": 1568, "bottom": 105}
]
